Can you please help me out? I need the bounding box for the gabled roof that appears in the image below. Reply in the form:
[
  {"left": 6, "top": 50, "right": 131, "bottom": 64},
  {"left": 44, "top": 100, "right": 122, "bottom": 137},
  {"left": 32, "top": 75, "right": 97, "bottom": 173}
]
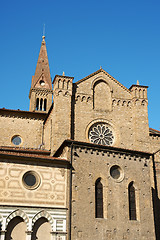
[
  {"left": 76, "top": 68, "right": 131, "bottom": 94},
  {"left": 149, "top": 128, "right": 160, "bottom": 136},
  {"left": 0, "top": 146, "right": 69, "bottom": 165},
  {"left": 0, "top": 108, "right": 47, "bottom": 120},
  {"left": 31, "top": 36, "right": 52, "bottom": 90}
]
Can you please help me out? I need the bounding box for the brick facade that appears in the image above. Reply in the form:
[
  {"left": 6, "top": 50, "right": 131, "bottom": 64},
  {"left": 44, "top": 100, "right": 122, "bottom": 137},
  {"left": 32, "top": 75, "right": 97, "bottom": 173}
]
[{"left": 0, "top": 36, "right": 160, "bottom": 239}]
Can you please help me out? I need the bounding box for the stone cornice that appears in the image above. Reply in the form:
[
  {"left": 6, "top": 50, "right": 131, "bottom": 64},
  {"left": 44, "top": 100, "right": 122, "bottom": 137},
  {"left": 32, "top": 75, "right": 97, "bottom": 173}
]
[
  {"left": 30, "top": 88, "right": 53, "bottom": 93},
  {"left": 53, "top": 75, "right": 74, "bottom": 84},
  {"left": 29, "top": 88, "right": 53, "bottom": 99},
  {"left": 54, "top": 139, "right": 152, "bottom": 159},
  {"left": 129, "top": 84, "right": 148, "bottom": 90},
  {"left": 0, "top": 108, "right": 47, "bottom": 120},
  {"left": 0, "top": 146, "right": 70, "bottom": 166},
  {"left": 0, "top": 146, "right": 51, "bottom": 155}
]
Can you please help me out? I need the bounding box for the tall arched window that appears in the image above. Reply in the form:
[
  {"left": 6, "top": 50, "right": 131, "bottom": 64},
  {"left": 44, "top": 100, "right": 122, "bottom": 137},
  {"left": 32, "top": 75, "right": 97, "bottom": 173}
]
[
  {"left": 44, "top": 99, "right": 47, "bottom": 111},
  {"left": 95, "top": 178, "right": 103, "bottom": 218},
  {"left": 93, "top": 80, "right": 112, "bottom": 111},
  {"left": 40, "top": 98, "right": 43, "bottom": 111},
  {"left": 128, "top": 181, "right": 137, "bottom": 220},
  {"left": 36, "top": 98, "right": 39, "bottom": 110}
]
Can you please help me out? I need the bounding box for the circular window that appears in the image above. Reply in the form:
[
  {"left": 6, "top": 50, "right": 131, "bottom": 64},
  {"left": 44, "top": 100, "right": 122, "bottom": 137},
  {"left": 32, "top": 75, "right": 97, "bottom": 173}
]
[
  {"left": 88, "top": 122, "right": 114, "bottom": 146},
  {"left": 110, "top": 165, "right": 124, "bottom": 182},
  {"left": 110, "top": 165, "right": 121, "bottom": 179},
  {"left": 40, "top": 80, "right": 45, "bottom": 86},
  {"left": 11, "top": 135, "right": 22, "bottom": 146},
  {"left": 22, "top": 171, "right": 40, "bottom": 190}
]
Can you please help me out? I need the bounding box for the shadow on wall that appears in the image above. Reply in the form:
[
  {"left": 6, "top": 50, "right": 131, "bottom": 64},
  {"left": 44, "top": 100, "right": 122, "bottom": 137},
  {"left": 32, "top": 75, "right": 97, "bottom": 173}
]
[{"left": 152, "top": 187, "right": 160, "bottom": 240}]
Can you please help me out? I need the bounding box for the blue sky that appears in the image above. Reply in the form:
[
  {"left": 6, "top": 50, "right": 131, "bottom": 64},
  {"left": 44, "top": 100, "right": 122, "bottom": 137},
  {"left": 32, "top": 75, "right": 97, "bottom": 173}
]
[{"left": 0, "top": 0, "right": 160, "bottom": 130}]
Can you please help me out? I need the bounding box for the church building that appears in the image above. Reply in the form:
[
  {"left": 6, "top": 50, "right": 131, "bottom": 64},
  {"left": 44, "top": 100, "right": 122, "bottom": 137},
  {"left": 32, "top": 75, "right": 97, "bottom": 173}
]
[{"left": 0, "top": 36, "right": 160, "bottom": 240}]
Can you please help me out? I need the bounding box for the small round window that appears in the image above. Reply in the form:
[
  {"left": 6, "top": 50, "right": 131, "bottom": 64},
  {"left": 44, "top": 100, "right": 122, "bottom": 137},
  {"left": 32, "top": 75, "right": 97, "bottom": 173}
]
[
  {"left": 11, "top": 135, "right": 22, "bottom": 146},
  {"left": 40, "top": 80, "right": 45, "bottom": 86},
  {"left": 22, "top": 171, "right": 40, "bottom": 190},
  {"left": 110, "top": 165, "right": 123, "bottom": 182}
]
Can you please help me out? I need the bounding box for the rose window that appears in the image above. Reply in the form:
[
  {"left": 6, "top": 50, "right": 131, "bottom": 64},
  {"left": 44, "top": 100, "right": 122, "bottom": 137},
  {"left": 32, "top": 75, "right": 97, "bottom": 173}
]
[{"left": 88, "top": 123, "right": 114, "bottom": 146}]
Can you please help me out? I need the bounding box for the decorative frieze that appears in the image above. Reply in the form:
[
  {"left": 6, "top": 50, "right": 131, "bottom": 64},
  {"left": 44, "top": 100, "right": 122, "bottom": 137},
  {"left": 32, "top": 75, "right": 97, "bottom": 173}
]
[
  {"left": 54, "top": 89, "right": 72, "bottom": 97},
  {"left": 72, "top": 145, "right": 150, "bottom": 166},
  {"left": 0, "top": 207, "right": 67, "bottom": 238},
  {"left": 75, "top": 94, "right": 92, "bottom": 103},
  {"left": 112, "top": 98, "right": 148, "bottom": 107}
]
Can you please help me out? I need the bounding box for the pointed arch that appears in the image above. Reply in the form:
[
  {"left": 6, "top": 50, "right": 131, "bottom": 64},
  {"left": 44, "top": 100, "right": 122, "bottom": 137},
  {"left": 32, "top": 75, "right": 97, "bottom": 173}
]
[
  {"left": 135, "top": 88, "right": 138, "bottom": 97},
  {"left": 31, "top": 217, "right": 52, "bottom": 240},
  {"left": 6, "top": 209, "right": 29, "bottom": 228},
  {"left": 141, "top": 99, "right": 147, "bottom": 106},
  {"left": 5, "top": 216, "right": 27, "bottom": 240},
  {"left": 143, "top": 89, "right": 146, "bottom": 98},
  {"left": 128, "top": 181, "right": 137, "bottom": 220},
  {"left": 67, "top": 80, "right": 70, "bottom": 89},
  {"left": 95, "top": 178, "right": 103, "bottom": 218},
  {"left": 62, "top": 80, "right": 65, "bottom": 89},
  {"left": 58, "top": 79, "right": 61, "bottom": 88},
  {"left": 91, "top": 76, "right": 113, "bottom": 91},
  {"left": 32, "top": 210, "right": 53, "bottom": 227},
  {"left": 139, "top": 89, "right": 142, "bottom": 98},
  {"left": 93, "top": 80, "right": 112, "bottom": 111}
]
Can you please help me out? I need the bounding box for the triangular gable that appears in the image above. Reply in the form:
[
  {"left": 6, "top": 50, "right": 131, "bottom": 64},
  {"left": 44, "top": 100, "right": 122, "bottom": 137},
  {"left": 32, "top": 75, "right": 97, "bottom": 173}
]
[
  {"left": 32, "top": 73, "right": 51, "bottom": 89},
  {"left": 76, "top": 68, "right": 131, "bottom": 94}
]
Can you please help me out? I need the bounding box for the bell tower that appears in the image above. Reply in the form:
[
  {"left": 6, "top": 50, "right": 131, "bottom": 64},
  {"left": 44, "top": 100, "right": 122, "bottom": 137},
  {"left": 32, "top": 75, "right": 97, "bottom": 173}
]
[{"left": 29, "top": 36, "right": 53, "bottom": 112}]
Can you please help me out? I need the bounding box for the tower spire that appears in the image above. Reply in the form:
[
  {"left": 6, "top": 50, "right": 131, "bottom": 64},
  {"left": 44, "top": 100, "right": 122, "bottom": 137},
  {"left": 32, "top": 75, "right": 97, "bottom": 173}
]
[
  {"left": 30, "top": 36, "right": 52, "bottom": 90},
  {"left": 29, "top": 36, "right": 53, "bottom": 112}
]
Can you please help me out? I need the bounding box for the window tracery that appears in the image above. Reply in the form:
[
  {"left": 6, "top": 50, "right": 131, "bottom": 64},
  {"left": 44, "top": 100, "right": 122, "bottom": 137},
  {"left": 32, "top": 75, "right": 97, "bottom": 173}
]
[{"left": 88, "top": 123, "right": 114, "bottom": 146}]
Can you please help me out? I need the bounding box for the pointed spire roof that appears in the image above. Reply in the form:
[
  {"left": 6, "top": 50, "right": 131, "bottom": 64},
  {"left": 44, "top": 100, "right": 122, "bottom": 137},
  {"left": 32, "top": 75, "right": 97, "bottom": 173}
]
[{"left": 31, "top": 36, "right": 52, "bottom": 90}]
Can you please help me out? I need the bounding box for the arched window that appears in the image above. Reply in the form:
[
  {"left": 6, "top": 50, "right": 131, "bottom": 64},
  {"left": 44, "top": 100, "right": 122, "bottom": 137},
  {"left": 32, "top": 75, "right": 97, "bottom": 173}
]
[
  {"left": 67, "top": 81, "right": 70, "bottom": 89},
  {"left": 36, "top": 98, "right": 39, "bottom": 110},
  {"left": 31, "top": 217, "right": 51, "bottom": 240},
  {"left": 143, "top": 89, "right": 146, "bottom": 98},
  {"left": 44, "top": 99, "right": 47, "bottom": 111},
  {"left": 5, "top": 216, "right": 26, "bottom": 240},
  {"left": 128, "top": 182, "right": 137, "bottom": 220},
  {"left": 58, "top": 79, "right": 61, "bottom": 88},
  {"left": 93, "top": 80, "right": 112, "bottom": 111},
  {"left": 40, "top": 98, "right": 43, "bottom": 111},
  {"left": 95, "top": 178, "right": 103, "bottom": 218},
  {"left": 135, "top": 88, "right": 138, "bottom": 97}
]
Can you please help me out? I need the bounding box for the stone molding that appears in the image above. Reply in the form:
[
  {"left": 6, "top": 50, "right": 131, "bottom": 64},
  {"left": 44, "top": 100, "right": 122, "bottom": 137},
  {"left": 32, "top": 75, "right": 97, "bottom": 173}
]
[
  {"left": 73, "top": 146, "right": 151, "bottom": 167},
  {"left": 32, "top": 210, "right": 53, "bottom": 228},
  {"left": 6, "top": 209, "right": 29, "bottom": 227}
]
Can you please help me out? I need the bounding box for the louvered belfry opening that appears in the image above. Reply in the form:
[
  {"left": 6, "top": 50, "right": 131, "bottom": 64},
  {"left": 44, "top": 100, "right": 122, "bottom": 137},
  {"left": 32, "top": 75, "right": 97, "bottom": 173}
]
[
  {"left": 95, "top": 178, "right": 103, "bottom": 218},
  {"left": 128, "top": 181, "right": 137, "bottom": 220}
]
